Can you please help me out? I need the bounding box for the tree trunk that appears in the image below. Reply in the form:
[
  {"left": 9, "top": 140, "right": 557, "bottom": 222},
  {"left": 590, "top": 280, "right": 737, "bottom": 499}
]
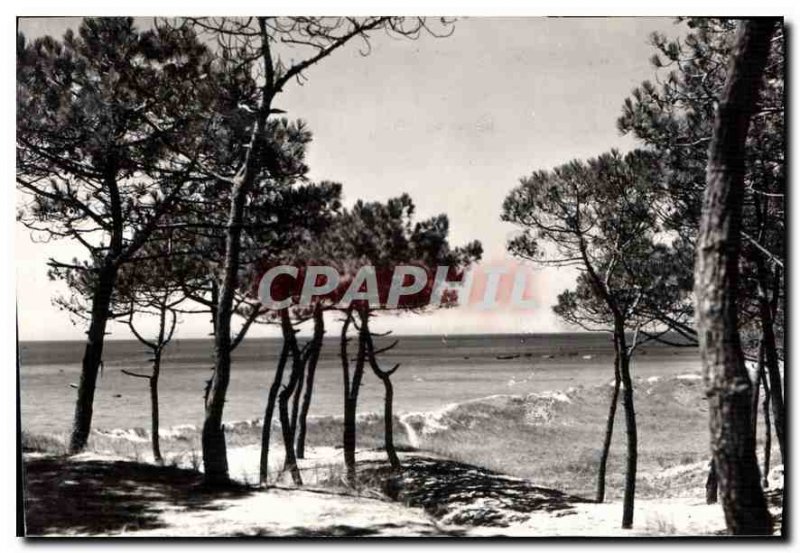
[
  {"left": 278, "top": 358, "right": 303, "bottom": 485},
  {"left": 202, "top": 19, "right": 277, "bottom": 486},
  {"left": 343, "top": 395, "right": 358, "bottom": 486},
  {"left": 378, "top": 373, "right": 401, "bottom": 469},
  {"left": 618, "top": 334, "right": 637, "bottom": 529},
  {"left": 597, "top": 346, "right": 621, "bottom": 503},
  {"left": 202, "top": 350, "right": 231, "bottom": 486},
  {"left": 288, "top": 350, "right": 306, "bottom": 448},
  {"left": 694, "top": 18, "right": 776, "bottom": 535},
  {"left": 150, "top": 351, "right": 163, "bottom": 465},
  {"left": 260, "top": 339, "right": 289, "bottom": 485},
  {"left": 202, "top": 179, "right": 250, "bottom": 486},
  {"left": 276, "top": 311, "right": 304, "bottom": 484},
  {"left": 360, "top": 311, "right": 402, "bottom": 470},
  {"left": 751, "top": 190, "right": 785, "bottom": 467},
  {"left": 341, "top": 309, "right": 366, "bottom": 487},
  {"left": 755, "top": 261, "right": 785, "bottom": 463},
  {"left": 69, "top": 262, "right": 118, "bottom": 453},
  {"left": 297, "top": 305, "right": 324, "bottom": 459},
  {"left": 707, "top": 458, "right": 719, "bottom": 504},
  {"left": 759, "top": 365, "right": 772, "bottom": 489},
  {"left": 750, "top": 341, "right": 763, "bottom": 438}
]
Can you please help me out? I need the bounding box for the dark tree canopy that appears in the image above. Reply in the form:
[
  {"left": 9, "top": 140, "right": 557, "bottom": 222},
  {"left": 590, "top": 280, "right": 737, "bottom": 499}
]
[
  {"left": 17, "top": 18, "right": 219, "bottom": 263},
  {"left": 618, "top": 17, "right": 785, "bottom": 352},
  {"left": 503, "top": 149, "right": 684, "bottom": 333},
  {"left": 17, "top": 18, "right": 234, "bottom": 454}
]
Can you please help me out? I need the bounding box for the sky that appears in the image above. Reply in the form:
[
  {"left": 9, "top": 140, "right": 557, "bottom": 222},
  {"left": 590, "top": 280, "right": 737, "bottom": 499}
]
[{"left": 16, "top": 16, "right": 687, "bottom": 341}]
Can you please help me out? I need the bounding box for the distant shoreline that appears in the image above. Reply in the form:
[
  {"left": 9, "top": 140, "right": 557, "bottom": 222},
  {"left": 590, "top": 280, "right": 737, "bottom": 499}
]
[{"left": 17, "top": 331, "right": 699, "bottom": 345}]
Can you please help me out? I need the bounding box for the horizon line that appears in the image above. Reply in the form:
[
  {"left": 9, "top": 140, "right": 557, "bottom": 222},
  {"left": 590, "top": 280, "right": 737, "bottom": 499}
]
[{"left": 17, "top": 330, "right": 613, "bottom": 343}]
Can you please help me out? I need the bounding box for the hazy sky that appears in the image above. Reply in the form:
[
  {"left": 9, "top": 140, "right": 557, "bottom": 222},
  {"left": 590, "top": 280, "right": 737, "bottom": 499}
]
[{"left": 16, "top": 16, "right": 686, "bottom": 340}]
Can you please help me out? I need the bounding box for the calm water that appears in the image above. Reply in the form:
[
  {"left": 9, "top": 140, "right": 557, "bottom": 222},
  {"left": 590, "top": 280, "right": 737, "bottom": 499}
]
[{"left": 18, "top": 333, "right": 701, "bottom": 435}]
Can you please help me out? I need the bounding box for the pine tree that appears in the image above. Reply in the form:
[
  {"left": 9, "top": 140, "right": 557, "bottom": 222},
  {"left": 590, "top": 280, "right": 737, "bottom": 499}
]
[
  {"left": 503, "top": 149, "right": 681, "bottom": 528},
  {"left": 17, "top": 18, "right": 220, "bottom": 453}
]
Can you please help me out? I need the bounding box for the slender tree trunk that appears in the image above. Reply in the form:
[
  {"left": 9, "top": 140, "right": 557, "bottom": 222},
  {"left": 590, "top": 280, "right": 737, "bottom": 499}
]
[
  {"left": 597, "top": 346, "right": 621, "bottom": 503},
  {"left": 341, "top": 308, "right": 365, "bottom": 487},
  {"left": 69, "top": 262, "right": 118, "bottom": 453},
  {"left": 279, "top": 357, "right": 304, "bottom": 485},
  {"left": 126, "top": 302, "right": 172, "bottom": 466},
  {"left": 755, "top": 261, "right": 785, "bottom": 463},
  {"left": 759, "top": 365, "right": 772, "bottom": 489},
  {"left": 202, "top": 176, "right": 249, "bottom": 485},
  {"left": 202, "top": 19, "right": 276, "bottom": 486},
  {"left": 288, "top": 351, "right": 306, "bottom": 446},
  {"left": 260, "top": 339, "right": 289, "bottom": 485},
  {"left": 694, "top": 18, "right": 776, "bottom": 535},
  {"left": 297, "top": 305, "right": 324, "bottom": 459},
  {"left": 707, "top": 458, "right": 719, "bottom": 504},
  {"left": 202, "top": 352, "right": 231, "bottom": 486},
  {"left": 617, "top": 331, "right": 637, "bottom": 529},
  {"left": 377, "top": 373, "right": 401, "bottom": 469},
  {"left": 150, "top": 351, "right": 163, "bottom": 464},
  {"left": 343, "top": 395, "right": 358, "bottom": 486},
  {"left": 751, "top": 341, "right": 764, "bottom": 437},
  {"left": 361, "top": 311, "right": 402, "bottom": 470},
  {"left": 752, "top": 193, "right": 785, "bottom": 466},
  {"left": 276, "top": 311, "right": 304, "bottom": 484}
]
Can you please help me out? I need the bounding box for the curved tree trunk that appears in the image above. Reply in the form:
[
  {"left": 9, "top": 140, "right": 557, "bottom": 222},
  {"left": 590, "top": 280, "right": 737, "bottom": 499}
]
[
  {"left": 617, "top": 335, "right": 637, "bottom": 529},
  {"left": 340, "top": 308, "right": 366, "bottom": 487},
  {"left": 277, "top": 311, "right": 305, "bottom": 484},
  {"left": 260, "top": 339, "right": 289, "bottom": 485},
  {"left": 752, "top": 200, "right": 785, "bottom": 466},
  {"left": 202, "top": 18, "right": 276, "bottom": 486},
  {"left": 297, "top": 305, "right": 325, "bottom": 459},
  {"left": 759, "top": 365, "right": 772, "bottom": 489},
  {"left": 150, "top": 351, "right": 163, "bottom": 464},
  {"left": 597, "top": 346, "right": 621, "bottom": 503},
  {"left": 361, "top": 311, "right": 402, "bottom": 470},
  {"left": 278, "top": 354, "right": 304, "bottom": 485},
  {"left": 69, "top": 261, "right": 118, "bottom": 454},
  {"left": 343, "top": 343, "right": 366, "bottom": 487},
  {"left": 288, "top": 352, "right": 306, "bottom": 449},
  {"left": 694, "top": 18, "right": 776, "bottom": 535},
  {"left": 756, "top": 264, "right": 785, "bottom": 463},
  {"left": 750, "top": 342, "right": 763, "bottom": 437},
  {"left": 378, "top": 373, "right": 401, "bottom": 469},
  {"left": 202, "top": 176, "right": 249, "bottom": 486},
  {"left": 202, "top": 350, "right": 231, "bottom": 486},
  {"left": 761, "top": 288, "right": 786, "bottom": 461}
]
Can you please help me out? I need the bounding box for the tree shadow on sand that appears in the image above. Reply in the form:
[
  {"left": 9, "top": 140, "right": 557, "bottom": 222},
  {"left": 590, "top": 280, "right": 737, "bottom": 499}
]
[
  {"left": 234, "top": 522, "right": 467, "bottom": 537},
  {"left": 360, "top": 456, "right": 590, "bottom": 527},
  {"left": 22, "top": 456, "right": 253, "bottom": 536}
]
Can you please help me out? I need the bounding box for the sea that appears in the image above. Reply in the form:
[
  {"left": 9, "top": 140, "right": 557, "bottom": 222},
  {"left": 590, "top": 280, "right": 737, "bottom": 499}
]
[{"left": 18, "top": 333, "right": 701, "bottom": 436}]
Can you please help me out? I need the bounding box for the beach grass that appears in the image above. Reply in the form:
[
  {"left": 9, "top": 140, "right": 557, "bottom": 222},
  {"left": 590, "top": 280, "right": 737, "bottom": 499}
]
[{"left": 410, "top": 375, "right": 779, "bottom": 500}]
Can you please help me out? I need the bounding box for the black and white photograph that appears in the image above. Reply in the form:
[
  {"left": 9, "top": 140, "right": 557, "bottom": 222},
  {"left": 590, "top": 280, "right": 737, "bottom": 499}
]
[{"left": 13, "top": 7, "right": 788, "bottom": 539}]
